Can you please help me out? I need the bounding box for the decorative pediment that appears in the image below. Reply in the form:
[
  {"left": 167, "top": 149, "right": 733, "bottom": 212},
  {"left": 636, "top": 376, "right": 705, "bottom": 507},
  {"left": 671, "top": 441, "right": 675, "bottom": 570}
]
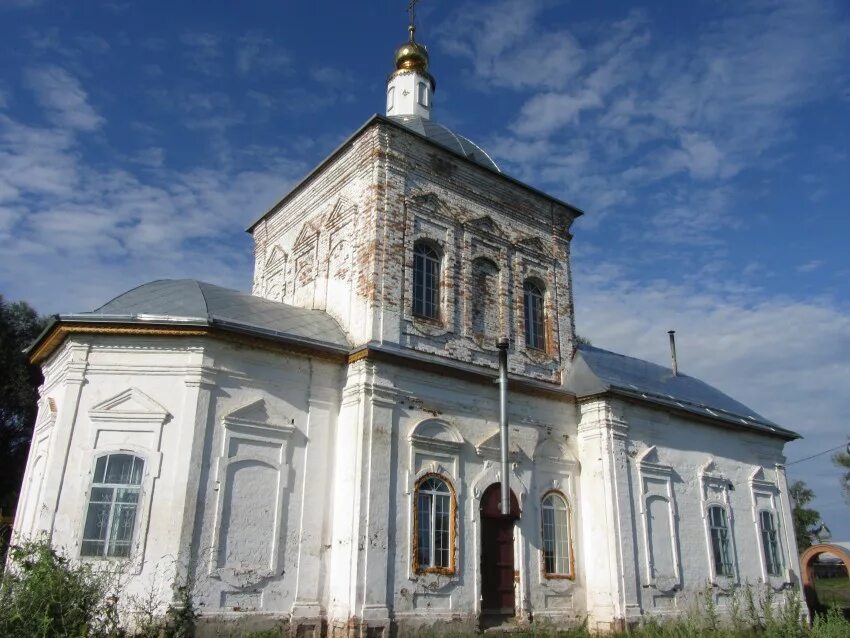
[
  {"left": 265, "top": 245, "right": 286, "bottom": 268},
  {"left": 532, "top": 436, "right": 576, "bottom": 468},
  {"left": 293, "top": 221, "right": 320, "bottom": 252},
  {"left": 34, "top": 397, "right": 58, "bottom": 432},
  {"left": 700, "top": 458, "right": 725, "bottom": 479},
  {"left": 410, "top": 419, "right": 464, "bottom": 454},
  {"left": 223, "top": 399, "right": 295, "bottom": 438},
  {"left": 516, "top": 236, "right": 551, "bottom": 256},
  {"left": 475, "top": 430, "right": 520, "bottom": 461},
  {"left": 325, "top": 197, "right": 355, "bottom": 229},
  {"left": 749, "top": 465, "right": 778, "bottom": 492},
  {"left": 467, "top": 215, "right": 506, "bottom": 238},
  {"left": 638, "top": 446, "right": 659, "bottom": 464},
  {"left": 89, "top": 388, "right": 170, "bottom": 424},
  {"left": 409, "top": 191, "right": 442, "bottom": 208},
  {"left": 637, "top": 445, "right": 672, "bottom": 476}
]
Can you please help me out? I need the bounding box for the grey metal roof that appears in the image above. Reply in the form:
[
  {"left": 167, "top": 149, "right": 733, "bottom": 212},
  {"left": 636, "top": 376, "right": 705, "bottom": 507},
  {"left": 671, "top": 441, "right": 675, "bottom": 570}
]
[
  {"left": 66, "top": 279, "right": 349, "bottom": 350},
  {"left": 389, "top": 115, "right": 501, "bottom": 172},
  {"left": 567, "top": 344, "right": 799, "bottom": 439}
]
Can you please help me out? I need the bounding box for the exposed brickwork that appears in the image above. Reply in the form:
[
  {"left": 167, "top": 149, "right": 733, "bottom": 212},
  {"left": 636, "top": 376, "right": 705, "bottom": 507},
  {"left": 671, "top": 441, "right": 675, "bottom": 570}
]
[{"left": 251, "top": 119, "right": 579, "bottom": 383}]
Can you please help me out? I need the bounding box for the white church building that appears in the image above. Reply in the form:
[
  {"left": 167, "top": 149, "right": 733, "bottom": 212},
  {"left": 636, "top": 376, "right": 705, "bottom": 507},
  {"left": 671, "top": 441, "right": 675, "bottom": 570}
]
[{"left": 16, "top": 21, "right": 803, "bottom": 636}]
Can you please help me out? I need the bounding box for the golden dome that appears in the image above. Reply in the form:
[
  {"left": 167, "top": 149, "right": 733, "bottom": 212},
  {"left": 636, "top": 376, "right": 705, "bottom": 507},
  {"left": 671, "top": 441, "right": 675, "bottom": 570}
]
[{"left": 394, "top": 26, "right": 429, "bottom": 72}]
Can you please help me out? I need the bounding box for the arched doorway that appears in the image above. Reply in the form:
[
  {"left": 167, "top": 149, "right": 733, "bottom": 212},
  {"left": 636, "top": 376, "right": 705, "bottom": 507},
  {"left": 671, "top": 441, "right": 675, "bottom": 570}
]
[
  {"left": 800, "top": 543, "right": 850, "bottom": 616},
  {"left": 480, "top": 483, "right": 520, "bottom": 618}
]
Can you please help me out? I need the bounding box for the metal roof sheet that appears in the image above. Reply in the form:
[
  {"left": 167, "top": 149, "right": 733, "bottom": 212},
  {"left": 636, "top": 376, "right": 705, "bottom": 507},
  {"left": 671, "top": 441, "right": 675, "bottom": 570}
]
[
  {"left": 389, "top": 115, "right": 501, "bottom": 171},
  {"left": 71, "top": 279, "right": 350, "bottom": 349},
  {"left": 567, "top": 343, "right": 798, "bottom": 439}
]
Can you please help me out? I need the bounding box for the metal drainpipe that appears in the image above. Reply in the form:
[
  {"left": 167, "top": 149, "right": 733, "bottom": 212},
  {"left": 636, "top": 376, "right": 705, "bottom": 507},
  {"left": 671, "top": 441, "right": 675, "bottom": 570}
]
[{"left": 497, "top": 337, "right": 510, "bottom": 516}]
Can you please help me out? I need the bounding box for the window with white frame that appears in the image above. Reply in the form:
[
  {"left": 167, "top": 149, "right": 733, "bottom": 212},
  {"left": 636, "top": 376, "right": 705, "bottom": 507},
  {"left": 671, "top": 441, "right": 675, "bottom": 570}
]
[
  {"left": 415, "top": 475, "right": 453, "bottom": 571},
  {"left": 523, "top": 280, "right": 545, "bottom": 350},
  {"left": 708, "top": 504, "right": 733, "bottom": 577},
  {"left": 81, "top": 453, "right": 144, "bottom": 558},
  {"left": 417, "top": 81, "right": 428, "bottom": 107},
  {"left": 541, "top": 492, "right": 572, "bottom": 576},
  {"left": 759, "top": 510, "right": 782, "bottom": 576},
  {"left": 387, "top": 86, "right": 395, "bottom": 112},
  {"left": 413, "top": 242, "right": 440, "bottom": 320}
]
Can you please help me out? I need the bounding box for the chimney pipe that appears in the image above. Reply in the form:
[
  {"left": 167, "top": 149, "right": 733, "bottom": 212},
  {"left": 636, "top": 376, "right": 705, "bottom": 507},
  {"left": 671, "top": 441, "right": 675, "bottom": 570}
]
[
  {"left": 497, "top": 337, "right": 511, "bottom": 516},
  {"left": 668, "top": 330, "right": 678, "bottom": 376}
]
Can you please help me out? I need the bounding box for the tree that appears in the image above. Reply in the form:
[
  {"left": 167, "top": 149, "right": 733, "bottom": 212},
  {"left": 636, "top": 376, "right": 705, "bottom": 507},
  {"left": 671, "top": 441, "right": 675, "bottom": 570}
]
[
  {"left": 0, "top": 295, "right": 48, "bottom": 515},
  {"left": 789, "top": 479, "right": 821, "bottom": 552},
  {"left": 833, "top": 446, "right": 850, "bottom": 502}
]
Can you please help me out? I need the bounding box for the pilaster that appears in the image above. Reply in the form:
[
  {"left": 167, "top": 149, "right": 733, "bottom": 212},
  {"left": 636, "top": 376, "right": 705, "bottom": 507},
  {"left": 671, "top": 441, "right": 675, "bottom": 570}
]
[
  {"left": 576, "top": 398, "right": 640, "bottom": 630},
  {"left": 174, "top": 348, "right": 218, "bottom": 586},
  {"left": 291, "top": 360, "right": 341, "bottom": 636},
  {"left": 41, "top": 341, "right": 90, "bottom": 537}
]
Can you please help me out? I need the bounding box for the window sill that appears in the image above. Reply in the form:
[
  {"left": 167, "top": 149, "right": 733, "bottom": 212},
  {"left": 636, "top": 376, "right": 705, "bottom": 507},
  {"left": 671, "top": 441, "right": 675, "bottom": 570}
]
[
  {"left": 414, "top": 566, "right": 456, "bottom": 577},
  {"left": 412, "top": 313, "right": 443, "bottom": 325}
]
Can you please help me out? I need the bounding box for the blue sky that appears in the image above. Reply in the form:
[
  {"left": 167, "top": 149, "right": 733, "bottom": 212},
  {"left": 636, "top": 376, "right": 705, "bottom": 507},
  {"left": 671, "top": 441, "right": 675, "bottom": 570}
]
[{"left": 1, "top": 0, "right": 849, "bottom": 538}]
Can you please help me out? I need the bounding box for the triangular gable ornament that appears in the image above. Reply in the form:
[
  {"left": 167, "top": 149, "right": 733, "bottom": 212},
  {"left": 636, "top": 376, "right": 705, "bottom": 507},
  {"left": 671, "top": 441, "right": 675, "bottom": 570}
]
[{"left": 89, "top": 388, "right": 170, "bottom": 424}]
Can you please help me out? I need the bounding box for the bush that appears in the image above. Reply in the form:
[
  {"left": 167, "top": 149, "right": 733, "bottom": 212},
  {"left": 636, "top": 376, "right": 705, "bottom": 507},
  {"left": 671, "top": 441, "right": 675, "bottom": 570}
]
[
  {"left": 0, "top": 539, "right": 124, "bottom": 637},
  {"left": 0, "top": 539, "right": 198, "bottom": 637}
]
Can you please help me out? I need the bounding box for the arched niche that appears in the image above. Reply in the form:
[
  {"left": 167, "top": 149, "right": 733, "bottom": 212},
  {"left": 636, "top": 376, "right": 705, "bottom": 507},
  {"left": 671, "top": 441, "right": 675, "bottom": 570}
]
[{"left": 409, "top": 418, "right": 464, "bottom": 453}]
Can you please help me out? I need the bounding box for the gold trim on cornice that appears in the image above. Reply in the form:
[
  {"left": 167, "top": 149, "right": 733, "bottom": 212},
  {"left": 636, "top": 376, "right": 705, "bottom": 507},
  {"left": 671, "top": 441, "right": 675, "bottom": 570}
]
[
  {"left": 29, "top": 323, "right": 347, "bottom": 365},
  {"left": 30, "top": 324, "right": 211, "bottom": 364},
  {"left": 347, "top": 346, "right": 570, "bottom": 401},
  {"left": 32, "top": 325, "right": 572, "bottom": 402}
]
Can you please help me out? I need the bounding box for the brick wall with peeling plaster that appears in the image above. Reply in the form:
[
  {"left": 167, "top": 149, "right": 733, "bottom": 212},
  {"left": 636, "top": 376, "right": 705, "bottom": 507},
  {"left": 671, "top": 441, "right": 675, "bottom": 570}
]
[{"left": 252, "top": 121, "right": 578, "bottom": 385}]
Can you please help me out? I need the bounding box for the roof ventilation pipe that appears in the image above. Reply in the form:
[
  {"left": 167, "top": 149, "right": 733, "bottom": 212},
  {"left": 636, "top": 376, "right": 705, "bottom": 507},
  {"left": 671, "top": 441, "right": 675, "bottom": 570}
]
[
  {"left": 497, "top": 337, "right": 511, "bottom": 516},
  {"left": 668, "top": 330, "right": 679, "bottom": 376}
]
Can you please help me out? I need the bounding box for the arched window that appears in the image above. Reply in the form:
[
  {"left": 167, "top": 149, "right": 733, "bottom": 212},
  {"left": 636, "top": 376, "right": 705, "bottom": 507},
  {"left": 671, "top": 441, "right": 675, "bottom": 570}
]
[
  {"left": 81, "top": 453, "right": 144, "bottom": 558},
  {"left": 415, "top": 475, "right": 454, "bottom": 572},
  {"left": 387, "top": 86, "right": 395, "bottom": 112},
  {"left": 759, "top": 510, "right": 782, "bottom": 576},
  {"left": 413, "top": 242, "right": 440, "bottom": 320},
  {"left": 707, "top": 505, "right": 733, "bottom": 576},
  {"left": 523, "top": 280, "right": 545, "bottom": 350},
  {"left": 417, "top": 81, "right": 428, "bottom": 107},
  {"left": 541, "top": 492, "right": 572, "bottom": 577}
]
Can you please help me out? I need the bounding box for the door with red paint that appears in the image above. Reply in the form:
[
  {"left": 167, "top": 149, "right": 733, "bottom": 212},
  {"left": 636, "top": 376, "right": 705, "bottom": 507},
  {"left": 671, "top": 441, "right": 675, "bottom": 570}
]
[{"left": 480, "top": 483, "right": 520, "bottom": 615}]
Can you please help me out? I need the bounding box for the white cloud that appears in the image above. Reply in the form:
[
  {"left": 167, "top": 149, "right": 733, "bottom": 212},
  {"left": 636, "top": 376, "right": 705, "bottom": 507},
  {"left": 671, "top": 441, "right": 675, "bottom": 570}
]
[
  {"left": 0, "top": 96, "right": 307, "bottom": 314},
  {"left": 511, "top": 90, "right": 602, "bottom": 137},
  {"left": 180, "top": 32, "right": 223, "bottom": 74},
  {"left": 235, "top": 32, "right": 291, "bottom": 75},
  {"left": 452, "top": 0, "right": 849, "bottom": 248},
  {"left": 438, "top": 0, "right": 584, "bottom": 91},
  {"left": 797, "top": 260, "right": 824, "bottom": 273},
  {"left": 24, "top": 66, "right": 103, "bottom": 131}
]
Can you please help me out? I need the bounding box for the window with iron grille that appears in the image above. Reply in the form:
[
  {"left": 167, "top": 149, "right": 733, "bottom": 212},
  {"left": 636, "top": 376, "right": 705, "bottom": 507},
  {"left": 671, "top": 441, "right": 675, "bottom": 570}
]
[
  {"left": 542, "top": 492, "right": 572, "bottom": 576},
  {"left": 416, "top": 476, "right": 452, "bottom": 570},
  {"left": 759, "top": 510, "right": 782, "bottom": 576},
  {"left": 523, "top": 280, "right": 545, "bottom": 350},
  {"left": 81, "top": 453, "right": 144, "bottom": 558},
  {"left": 413, "top": 242, "right": 440, "bottom": 320},
  {"left": 708, "top": 505, "right": 733, "bottom": 577}
]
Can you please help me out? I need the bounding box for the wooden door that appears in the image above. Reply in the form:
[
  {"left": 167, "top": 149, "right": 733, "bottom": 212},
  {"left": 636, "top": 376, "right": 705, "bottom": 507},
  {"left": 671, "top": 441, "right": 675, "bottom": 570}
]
[{"left": 480, "top": 483, "right": 520, "bottom": 615}]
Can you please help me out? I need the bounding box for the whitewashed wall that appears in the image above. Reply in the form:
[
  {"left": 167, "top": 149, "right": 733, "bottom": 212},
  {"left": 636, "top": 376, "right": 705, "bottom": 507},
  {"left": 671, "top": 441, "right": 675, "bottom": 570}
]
[
  {"left": 577, "top": 398, "right": 802, "bottom": 629},
  {"left": 14, "top": 332, "right": 800, "bottom": 634}
]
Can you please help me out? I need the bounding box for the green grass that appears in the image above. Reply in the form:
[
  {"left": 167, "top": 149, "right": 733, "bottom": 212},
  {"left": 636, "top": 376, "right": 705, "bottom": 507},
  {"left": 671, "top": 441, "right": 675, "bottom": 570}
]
[{"left": 813, "top": 577, "right": 850, "bottom": 608}]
